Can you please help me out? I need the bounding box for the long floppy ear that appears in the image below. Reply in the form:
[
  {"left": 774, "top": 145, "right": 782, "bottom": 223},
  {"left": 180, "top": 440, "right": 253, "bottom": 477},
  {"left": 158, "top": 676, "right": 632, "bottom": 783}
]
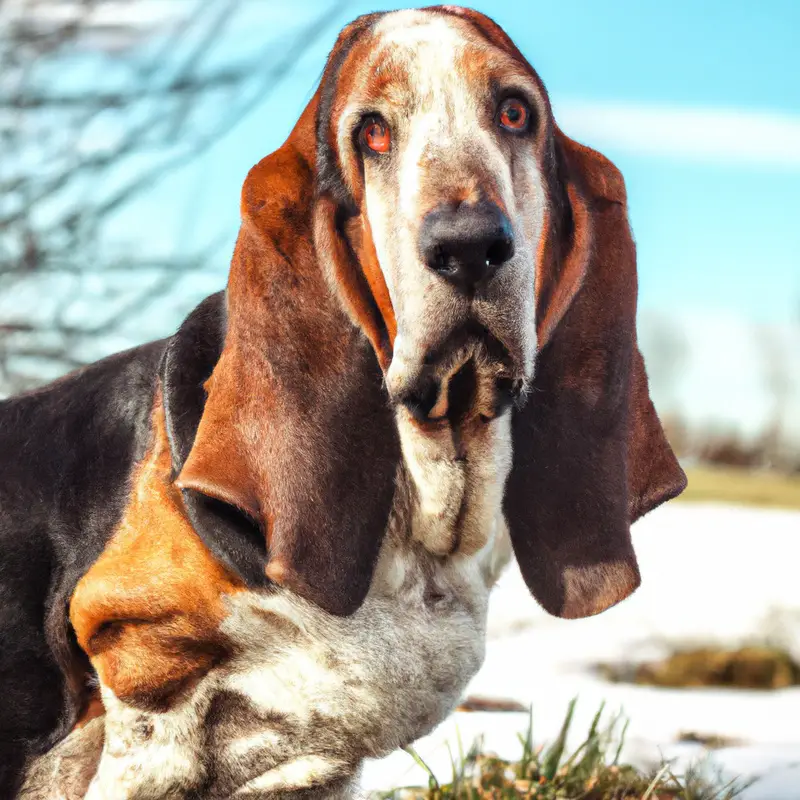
[
  {"left": 161, "top": 292, "right": 276, "bottom": 586},
  {"left": 172, "top": 91, "right": 398, "bottom": 617},
  {"left": 505, "top": 131, "right": 687, "bottom": 620}
]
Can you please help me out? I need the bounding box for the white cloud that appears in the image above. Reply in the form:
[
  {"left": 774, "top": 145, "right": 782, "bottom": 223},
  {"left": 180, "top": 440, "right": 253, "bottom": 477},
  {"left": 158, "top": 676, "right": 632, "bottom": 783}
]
[{"left": 554, "top": 100, "right": 800, "bottom": 169}]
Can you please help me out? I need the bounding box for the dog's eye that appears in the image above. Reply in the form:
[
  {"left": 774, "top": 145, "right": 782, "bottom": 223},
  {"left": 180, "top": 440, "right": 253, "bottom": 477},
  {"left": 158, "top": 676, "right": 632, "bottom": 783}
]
[
  {"left": 361, "top": 117, "right": 391, "bottom": 153},
  {"left": 498, "top": 98, "right": 530, "bottom": 132}
]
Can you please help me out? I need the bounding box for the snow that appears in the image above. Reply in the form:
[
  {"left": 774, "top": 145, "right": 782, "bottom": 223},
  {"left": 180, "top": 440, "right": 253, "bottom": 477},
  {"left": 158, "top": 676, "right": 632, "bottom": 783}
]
[{"left": 362, "top": 502, "right": 800, "bottom": 797}]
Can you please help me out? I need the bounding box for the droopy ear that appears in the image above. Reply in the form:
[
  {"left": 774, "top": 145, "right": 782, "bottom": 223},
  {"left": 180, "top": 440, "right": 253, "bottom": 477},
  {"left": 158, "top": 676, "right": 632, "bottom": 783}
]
[
  {"left": 505, "top": 131, "right": 687, "bottom": 620},
  {"left": 160, "top": 292, "right": 274, "bottom": 587},
  {"left": 171, "top": 96, "right": 399, "bottom": 617}
]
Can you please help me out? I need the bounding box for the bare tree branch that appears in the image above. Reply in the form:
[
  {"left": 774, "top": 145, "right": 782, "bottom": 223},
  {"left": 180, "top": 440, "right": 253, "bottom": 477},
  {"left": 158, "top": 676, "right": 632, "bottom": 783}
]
[{"left": 0, "top": 0, "right": 348, "bottom": 395}]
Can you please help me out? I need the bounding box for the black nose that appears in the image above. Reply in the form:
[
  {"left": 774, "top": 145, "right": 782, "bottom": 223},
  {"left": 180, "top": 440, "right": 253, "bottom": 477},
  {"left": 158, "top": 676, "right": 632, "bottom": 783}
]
[{"left": 419, "top": 201, "right": 515, "bottom": 292}]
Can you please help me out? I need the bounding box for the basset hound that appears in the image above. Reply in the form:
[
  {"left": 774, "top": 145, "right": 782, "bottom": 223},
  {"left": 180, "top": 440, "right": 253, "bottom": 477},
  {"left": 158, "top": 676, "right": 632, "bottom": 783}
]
[{"left": 2, "top": 7, "right": 687, "bottom": 799}]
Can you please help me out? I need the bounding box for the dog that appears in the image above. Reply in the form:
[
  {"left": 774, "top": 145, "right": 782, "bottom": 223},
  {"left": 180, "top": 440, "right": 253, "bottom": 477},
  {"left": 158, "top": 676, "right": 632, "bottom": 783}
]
[{"left": 2, "top": 7, "right": 686, "bottom": 798}]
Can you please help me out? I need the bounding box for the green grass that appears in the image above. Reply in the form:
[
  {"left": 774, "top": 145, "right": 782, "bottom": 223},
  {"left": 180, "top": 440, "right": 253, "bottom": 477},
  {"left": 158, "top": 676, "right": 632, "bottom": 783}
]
[
  {"left": 379, "top": 700, "right": 752, "bottom": 799},
  {"left": 679, "top": 465, "right": 800, "bottom": 510}
]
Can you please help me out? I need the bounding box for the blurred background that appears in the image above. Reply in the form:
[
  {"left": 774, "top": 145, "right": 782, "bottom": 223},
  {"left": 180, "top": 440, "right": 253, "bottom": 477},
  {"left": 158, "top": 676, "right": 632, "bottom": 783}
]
[{"left": 1, "top": 0, "right": 798, "bottom": 796}]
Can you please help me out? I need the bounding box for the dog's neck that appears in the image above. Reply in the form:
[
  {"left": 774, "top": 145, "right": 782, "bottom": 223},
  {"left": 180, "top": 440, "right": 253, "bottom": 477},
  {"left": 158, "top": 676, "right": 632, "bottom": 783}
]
[{"left": 396, "top": 401, "right": 514, "bottom": 559}]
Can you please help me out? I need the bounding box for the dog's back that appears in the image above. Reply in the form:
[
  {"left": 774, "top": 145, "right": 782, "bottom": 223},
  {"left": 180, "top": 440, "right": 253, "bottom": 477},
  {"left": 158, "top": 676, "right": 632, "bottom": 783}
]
[{"left": 0, "top": 339, "right": 164, "bottom": 792}]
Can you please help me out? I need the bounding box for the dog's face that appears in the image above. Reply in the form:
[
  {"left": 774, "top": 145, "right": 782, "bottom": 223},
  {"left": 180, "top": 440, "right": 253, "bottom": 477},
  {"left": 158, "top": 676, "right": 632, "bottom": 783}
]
[
  {"left": 319, "top": 9, "right": 551, "bottom": 424},
  {"left": 180, "top": 5, "right": 685, "bottom": 620}
]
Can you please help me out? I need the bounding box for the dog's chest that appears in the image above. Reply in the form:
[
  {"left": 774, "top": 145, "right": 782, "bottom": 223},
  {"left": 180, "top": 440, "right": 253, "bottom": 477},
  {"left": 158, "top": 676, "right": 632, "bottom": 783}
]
[
  {"left": 81, "top": 414, "right": 513, "bottom": 798},
  {"left": 89, "top": 531, "right": 509, "bottom": 798}
]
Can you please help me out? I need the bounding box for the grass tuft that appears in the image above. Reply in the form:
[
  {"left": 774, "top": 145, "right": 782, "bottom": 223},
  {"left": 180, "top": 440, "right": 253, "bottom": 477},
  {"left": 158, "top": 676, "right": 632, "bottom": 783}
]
[{"left": 378, "top": 701, "right": 753, "bottom": 799}]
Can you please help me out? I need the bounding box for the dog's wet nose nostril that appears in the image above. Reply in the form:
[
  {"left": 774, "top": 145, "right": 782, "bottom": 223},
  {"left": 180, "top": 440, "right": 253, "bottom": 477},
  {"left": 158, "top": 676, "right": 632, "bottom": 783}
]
[
  {"left": 485, "top": 236, "right": 514, "bottom": 268},
  {"left": 419, "top": 201, "right": 515, "bottom": 292}
]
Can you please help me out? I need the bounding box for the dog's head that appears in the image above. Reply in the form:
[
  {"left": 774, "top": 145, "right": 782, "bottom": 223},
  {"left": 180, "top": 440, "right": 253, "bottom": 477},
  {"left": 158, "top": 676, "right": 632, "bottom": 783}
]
[
  {"left": 315, "top": 7, "right": 551, "bottom": 425},
  {"left": 177, "top": 7, "right": 686, "bottom": 619}
]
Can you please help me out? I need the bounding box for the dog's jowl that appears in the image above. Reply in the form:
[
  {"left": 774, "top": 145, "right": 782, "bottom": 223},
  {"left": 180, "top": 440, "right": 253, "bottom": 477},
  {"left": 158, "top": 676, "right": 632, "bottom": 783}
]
[{"left": 3, "top": 7, "right": 686, "bottom": 798}]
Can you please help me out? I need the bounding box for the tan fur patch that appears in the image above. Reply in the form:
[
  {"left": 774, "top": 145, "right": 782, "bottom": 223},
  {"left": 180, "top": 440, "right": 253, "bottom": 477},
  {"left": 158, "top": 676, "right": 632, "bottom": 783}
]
[{"left": 70, "top": 394, "right": 243, "bottom": 710}]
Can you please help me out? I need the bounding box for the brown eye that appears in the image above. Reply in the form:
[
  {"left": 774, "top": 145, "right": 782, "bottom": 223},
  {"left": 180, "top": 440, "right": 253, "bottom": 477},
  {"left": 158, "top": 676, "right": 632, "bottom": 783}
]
[
  {"left": 362, "top": 118, "right": 391, "bottom": 153},
  {"left": 498, "top": 98, "right": 530, "bottom": 132}
]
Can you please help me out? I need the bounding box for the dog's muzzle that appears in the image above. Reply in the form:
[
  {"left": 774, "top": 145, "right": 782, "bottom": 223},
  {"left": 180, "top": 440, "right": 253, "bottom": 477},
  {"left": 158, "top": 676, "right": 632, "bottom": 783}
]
[{"left": 386, "top": 200, "right": 523, "bottom": 428}]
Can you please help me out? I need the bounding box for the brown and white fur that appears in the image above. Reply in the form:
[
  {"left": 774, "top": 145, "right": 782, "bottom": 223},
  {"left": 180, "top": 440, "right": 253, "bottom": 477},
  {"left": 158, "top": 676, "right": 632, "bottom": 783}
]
[
  {"left": 25, "top": 425, "right": 513, "bottom": 798},
  {"left": 18, "top": 7, "right": 686, "bottom": 799}
]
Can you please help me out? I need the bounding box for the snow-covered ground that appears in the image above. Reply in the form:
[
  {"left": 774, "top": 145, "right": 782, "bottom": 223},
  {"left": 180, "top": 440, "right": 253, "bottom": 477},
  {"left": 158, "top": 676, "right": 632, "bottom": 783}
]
[{"left": 362, "top": 502, "right": 800, "bottom": 798}]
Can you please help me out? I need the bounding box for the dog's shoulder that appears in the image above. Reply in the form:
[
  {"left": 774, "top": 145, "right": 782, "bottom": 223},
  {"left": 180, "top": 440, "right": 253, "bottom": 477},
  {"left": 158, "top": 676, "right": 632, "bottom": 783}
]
[
  {"left": 0, "top": 292, "right": 226, "bottom": 547},
  {"left": 0, "top": 293, "right": 226, "bottom": 784},
  {"left": 0, "top": 338, "right": 166, "bottom": 571}
]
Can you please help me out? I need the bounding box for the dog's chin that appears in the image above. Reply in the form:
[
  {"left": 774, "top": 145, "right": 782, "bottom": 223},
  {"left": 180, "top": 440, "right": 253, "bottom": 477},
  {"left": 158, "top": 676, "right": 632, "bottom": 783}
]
[{"left": 387, "top": 328, "right": 524, "bottom": 431}]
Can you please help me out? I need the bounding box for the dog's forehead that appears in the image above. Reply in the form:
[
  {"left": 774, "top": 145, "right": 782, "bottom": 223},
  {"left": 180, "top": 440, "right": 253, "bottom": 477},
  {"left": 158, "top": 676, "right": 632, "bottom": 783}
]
[
  {"left": 373, "top": 8, "right": 471, "bottom": 49},
  {"left": 366, "top": 11, "right": 476, "bottom": 98},
  {"left": 341, "top": 9, "right": 526, "bottom": 111}
]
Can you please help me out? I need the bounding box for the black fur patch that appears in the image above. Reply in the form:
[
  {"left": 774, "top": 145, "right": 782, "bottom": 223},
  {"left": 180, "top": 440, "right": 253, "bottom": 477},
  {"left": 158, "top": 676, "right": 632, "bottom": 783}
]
[
  {"left": 0, "top": 338, "right": 165, "bottom": 795},
  {"left": 161, "top": 292, "right": 226, "bottom": 471}
]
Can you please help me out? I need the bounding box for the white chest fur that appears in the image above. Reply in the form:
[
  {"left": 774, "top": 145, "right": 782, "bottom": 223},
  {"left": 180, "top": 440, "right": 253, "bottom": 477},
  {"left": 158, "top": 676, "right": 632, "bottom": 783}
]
[{"left": 75, "top": 414, "right": 514, "bottom": 799}]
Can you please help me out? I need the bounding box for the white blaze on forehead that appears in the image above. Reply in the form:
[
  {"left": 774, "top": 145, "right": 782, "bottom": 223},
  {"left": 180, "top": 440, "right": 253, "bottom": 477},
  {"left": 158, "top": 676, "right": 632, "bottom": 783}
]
[
  {"left": 373, "top": 9, "right": 467, "bottom": 48},
  {"left": 374, "top": 13, "right": 487, "bottom": 218}
]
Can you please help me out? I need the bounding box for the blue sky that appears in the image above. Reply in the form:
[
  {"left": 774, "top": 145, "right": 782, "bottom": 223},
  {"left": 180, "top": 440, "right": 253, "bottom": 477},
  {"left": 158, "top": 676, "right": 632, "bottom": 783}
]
[{"left": 106, "top": 0, "right": 800, "bottom": 326}]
